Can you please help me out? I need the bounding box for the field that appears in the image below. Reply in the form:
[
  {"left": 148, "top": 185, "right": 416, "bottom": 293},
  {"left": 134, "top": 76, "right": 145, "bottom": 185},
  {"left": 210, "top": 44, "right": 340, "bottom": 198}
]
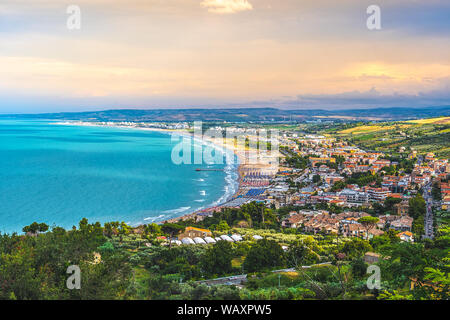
[
  {"left": 330, "top": 117, "right": 450, "bottom": 158},
  {"left": 339, "top": 124, "right": 411, "bottom": 135},
  {"left": 406, "top": 117, "right": 450, "bottom": 125}
]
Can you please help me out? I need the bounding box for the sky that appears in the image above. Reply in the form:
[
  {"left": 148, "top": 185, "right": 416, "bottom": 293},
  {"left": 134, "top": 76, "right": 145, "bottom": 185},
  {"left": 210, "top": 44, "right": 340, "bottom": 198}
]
[{"left": 0, "top": 0, "right": 449, "bottom": 113}]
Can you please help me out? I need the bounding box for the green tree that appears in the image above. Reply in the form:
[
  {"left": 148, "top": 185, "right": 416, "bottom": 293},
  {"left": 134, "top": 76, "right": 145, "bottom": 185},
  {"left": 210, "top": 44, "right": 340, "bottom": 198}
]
[
  {"left": 286, "top": 241, "right": 320, "bottom": 267},
  {"left": 431, "top": 182, "right": 442, "bottom": 201},
  {"left": 243, "top": 239, "right": 285, "bottom": 272},
  {"left": 408, "top": 195, "right": 426, "bottom": 220},
  {"left": 342, "top": 238, "right": 372, "bottom": 259},
  {"left": 201, "top": 241, "right": 233, "bottom": 277},
  {"left": 312, "top": 175, "right": 321, "bottom": 184},
  {"left": 216, "top": 220, "right": 230, "bottom": 232},
  {"left": 358, "top": 216, "right": 380, "bottom": 240},
  {"left": 384, "top": 197, "right": 402, "bottom": 214},
  {"left": 22, "top": 222, "right": 49, "bottom": 234},
  {"left": 350, "top": 258, "right": 368, "bottom": 279},
  {"left": 331, "top": 180, "right": 347, "bottom": 192}
]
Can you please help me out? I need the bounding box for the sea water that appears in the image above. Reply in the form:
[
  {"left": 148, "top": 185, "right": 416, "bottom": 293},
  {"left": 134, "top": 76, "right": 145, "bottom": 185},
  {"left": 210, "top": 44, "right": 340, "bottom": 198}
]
[{"left": 0, "top": 119, "right": 238, "bottom": 233}]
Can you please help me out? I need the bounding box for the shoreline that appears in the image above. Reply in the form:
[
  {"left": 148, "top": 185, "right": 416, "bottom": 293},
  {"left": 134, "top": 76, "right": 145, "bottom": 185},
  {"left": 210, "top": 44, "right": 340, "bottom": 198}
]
[{"left": 53, "top": 120, "right": 245, "bottom": 226}]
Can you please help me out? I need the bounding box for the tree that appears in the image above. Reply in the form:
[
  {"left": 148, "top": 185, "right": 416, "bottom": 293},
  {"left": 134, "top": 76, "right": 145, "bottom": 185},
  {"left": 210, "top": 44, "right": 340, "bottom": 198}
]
[
  {"left": 312, "top": 175, "right": 321, "bottom": 184},
  {"left": 358, "top": 216, "right": 379, "bottom": 240},
  {"left": 103, "top": 221, "right": 120, "bottom": 238},
  {"left": 243, "top": 239, "right": 285, "bottom": 272},
  {"left": 161, "top": 223, "right": 185, "bottom": 249},
  {"left": 38, "top": 223, "right": 49, "bottom": 233},
  {"left": 342, "top": 238, "right": 372, "bottom": 259},
  {"left": 145, "top": 223, "right": 162, "bottom": 236},
  {"left": 412, "top": 215, "right": 425, "bottom": 237},
  {"left": 331, "top": 180, "right": 347, "bottom": 192},
  {"left": 22, "top": 222, "right": 49, "bottom": 235},
  {"left": 371, "top": 229, "right": 400, "bottom": 249},
  {"left": 201, "top": 241, "right": 233, "bottom": 277},
  {"left": 384, "top": 197, "right": 402, "bottom": 214},
  {"left": 371, "top": 202, "right": 385, "bottom": 216},
  {"left": 378, "top": 242, "right": 439, "bottom": 299},
  {"left": 431, "top": 182, "right": 442, "bottom": 201},
  {"left": 286, "top": 241, "right": 320, "bottom": 267},
  {"left": 216, "top": 220, "right": 230, "bottom": 232},
  {"left": 350, "top": 258, "right": 368, "bottom": 279},
  {"left": 408, "top": 195, "right": 426, "bottom": 220},
  {"left": 1, "top": 219, "right": 130, "bottom": 300},
  {"left": 424, "top": 266, "right": 450, "bottom": 300}
]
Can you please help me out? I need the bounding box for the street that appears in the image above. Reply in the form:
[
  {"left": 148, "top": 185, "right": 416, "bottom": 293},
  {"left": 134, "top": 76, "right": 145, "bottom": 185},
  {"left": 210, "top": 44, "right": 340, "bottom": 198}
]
[{"left": 423, "top": 181, "right": 434, "bottom": 239}]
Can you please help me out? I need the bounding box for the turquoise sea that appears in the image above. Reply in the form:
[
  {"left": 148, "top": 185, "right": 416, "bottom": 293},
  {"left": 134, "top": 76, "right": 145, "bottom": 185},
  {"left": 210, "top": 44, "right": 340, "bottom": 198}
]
[{"left": 0, "top": 119, "right": 238, "bottom": 233}]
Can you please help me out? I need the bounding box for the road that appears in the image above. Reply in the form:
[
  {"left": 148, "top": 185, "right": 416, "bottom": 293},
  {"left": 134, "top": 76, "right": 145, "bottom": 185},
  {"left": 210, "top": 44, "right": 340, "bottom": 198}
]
[
  {"left": 423, "top": 181, "right": 434, "bottom": 239},
  {"left": 197, "top": 263, "right": 331, "bottom": 286}
]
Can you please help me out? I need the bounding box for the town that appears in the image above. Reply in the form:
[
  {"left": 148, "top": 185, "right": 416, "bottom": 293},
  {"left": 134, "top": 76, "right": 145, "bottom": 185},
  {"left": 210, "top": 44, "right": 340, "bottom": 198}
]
[{"left": 165, "top": 124, "right": 449, "bottom": 246}]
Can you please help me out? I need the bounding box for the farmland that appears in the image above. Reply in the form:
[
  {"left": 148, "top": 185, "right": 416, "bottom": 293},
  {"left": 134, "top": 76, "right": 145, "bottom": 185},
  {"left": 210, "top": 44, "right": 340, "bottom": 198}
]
[{"left": 330, "top": 117, "right": 450, "bottom": 158}]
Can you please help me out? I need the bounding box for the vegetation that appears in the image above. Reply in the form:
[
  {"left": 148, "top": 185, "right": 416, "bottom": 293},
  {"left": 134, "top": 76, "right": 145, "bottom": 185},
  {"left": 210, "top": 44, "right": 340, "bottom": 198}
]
[
  {"left": 243, "top": 239, "right": 285, "bottom": 272},
  {"left": 0, "top": 213, "right": 448, "bottom": 300},
  {"left": 0, "top": 219, "right": 131, "bottom": 300},
  {"left": 345, "top": 172, "right": 382, "bottom": 187}
]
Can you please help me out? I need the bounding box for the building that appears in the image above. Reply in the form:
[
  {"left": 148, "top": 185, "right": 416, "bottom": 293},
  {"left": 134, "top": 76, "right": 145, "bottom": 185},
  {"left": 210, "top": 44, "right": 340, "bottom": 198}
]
[
  {"left": 309, "top": 157, "right": 336, "bottom": 167},
  {"left": 398, "top": 231, "right": 414, "bottom": 242},
  {"left": 367, "top": 187, "right": 391, "bottom": 201},
  {"left": 394, "top": 201, "right": 410, "bottom": 216},
  {"left": 390, "top": 216, "right": 414, "bottom": 232},
  {"left": 282, "top": 214, "right": 305, "bottom": 228},
  {"left": 340, "top": 189, "right": 369, "bottom": 204},
  {"left": 364, "top": 252, "right": 380, "bottom": 264},
  {"left": 178, "top": 227, "right": 212, "bottom": 240}
]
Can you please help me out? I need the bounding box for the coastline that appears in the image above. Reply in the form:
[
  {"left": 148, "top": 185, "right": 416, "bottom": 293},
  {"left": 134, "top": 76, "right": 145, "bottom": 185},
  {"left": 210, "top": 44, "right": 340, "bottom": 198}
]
[{"left": 53, "top": 121, "right": 245, "bottom": 226}]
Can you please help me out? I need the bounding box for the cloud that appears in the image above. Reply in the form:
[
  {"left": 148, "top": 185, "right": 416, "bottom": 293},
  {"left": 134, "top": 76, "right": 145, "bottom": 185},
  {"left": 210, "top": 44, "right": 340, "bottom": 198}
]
[
  {"left": 0, "top": 0, "right": 449, "bottom": 112},
  {"left": 283, "top": 87, "right": 450, "bottom": 109},
  {"left": 200, "top": 0, "right": 253, "bottom": 14}
]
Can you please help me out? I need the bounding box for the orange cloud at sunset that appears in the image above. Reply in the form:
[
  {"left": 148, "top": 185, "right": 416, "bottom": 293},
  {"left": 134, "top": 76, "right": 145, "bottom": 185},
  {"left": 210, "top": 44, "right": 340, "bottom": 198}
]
[{"left": 0, "top": 0, "right": 448, "bottom": 111}]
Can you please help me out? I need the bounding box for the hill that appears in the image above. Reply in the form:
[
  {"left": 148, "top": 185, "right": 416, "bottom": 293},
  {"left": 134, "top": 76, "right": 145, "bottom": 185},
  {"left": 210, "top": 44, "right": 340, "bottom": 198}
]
[{"left": 2, "top": 106, "right": 450, "bottom": 122}]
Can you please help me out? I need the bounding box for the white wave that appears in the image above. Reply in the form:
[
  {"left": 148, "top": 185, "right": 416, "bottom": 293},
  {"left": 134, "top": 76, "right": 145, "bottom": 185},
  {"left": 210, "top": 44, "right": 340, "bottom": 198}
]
[
  {"left": 144, "top": 214, "right": 166, "bottom": 222},
  {"left": 207, "top": 154, "right": 240, "bottom": 208},
  {"left": 200, "top": 190, "right": 206, "bottom": 196},
  {"left": 163, "top": 206, "right": 191, "bottom": 214},
  {"left": 194, "top": 199, "right": 205, "bottom": 203}
]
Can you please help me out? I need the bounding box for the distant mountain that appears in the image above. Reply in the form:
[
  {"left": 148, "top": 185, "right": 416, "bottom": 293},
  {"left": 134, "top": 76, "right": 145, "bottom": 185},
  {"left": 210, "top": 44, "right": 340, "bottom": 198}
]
[{"left": 2, "top": 106, "right": 449, "bottom": 122}]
